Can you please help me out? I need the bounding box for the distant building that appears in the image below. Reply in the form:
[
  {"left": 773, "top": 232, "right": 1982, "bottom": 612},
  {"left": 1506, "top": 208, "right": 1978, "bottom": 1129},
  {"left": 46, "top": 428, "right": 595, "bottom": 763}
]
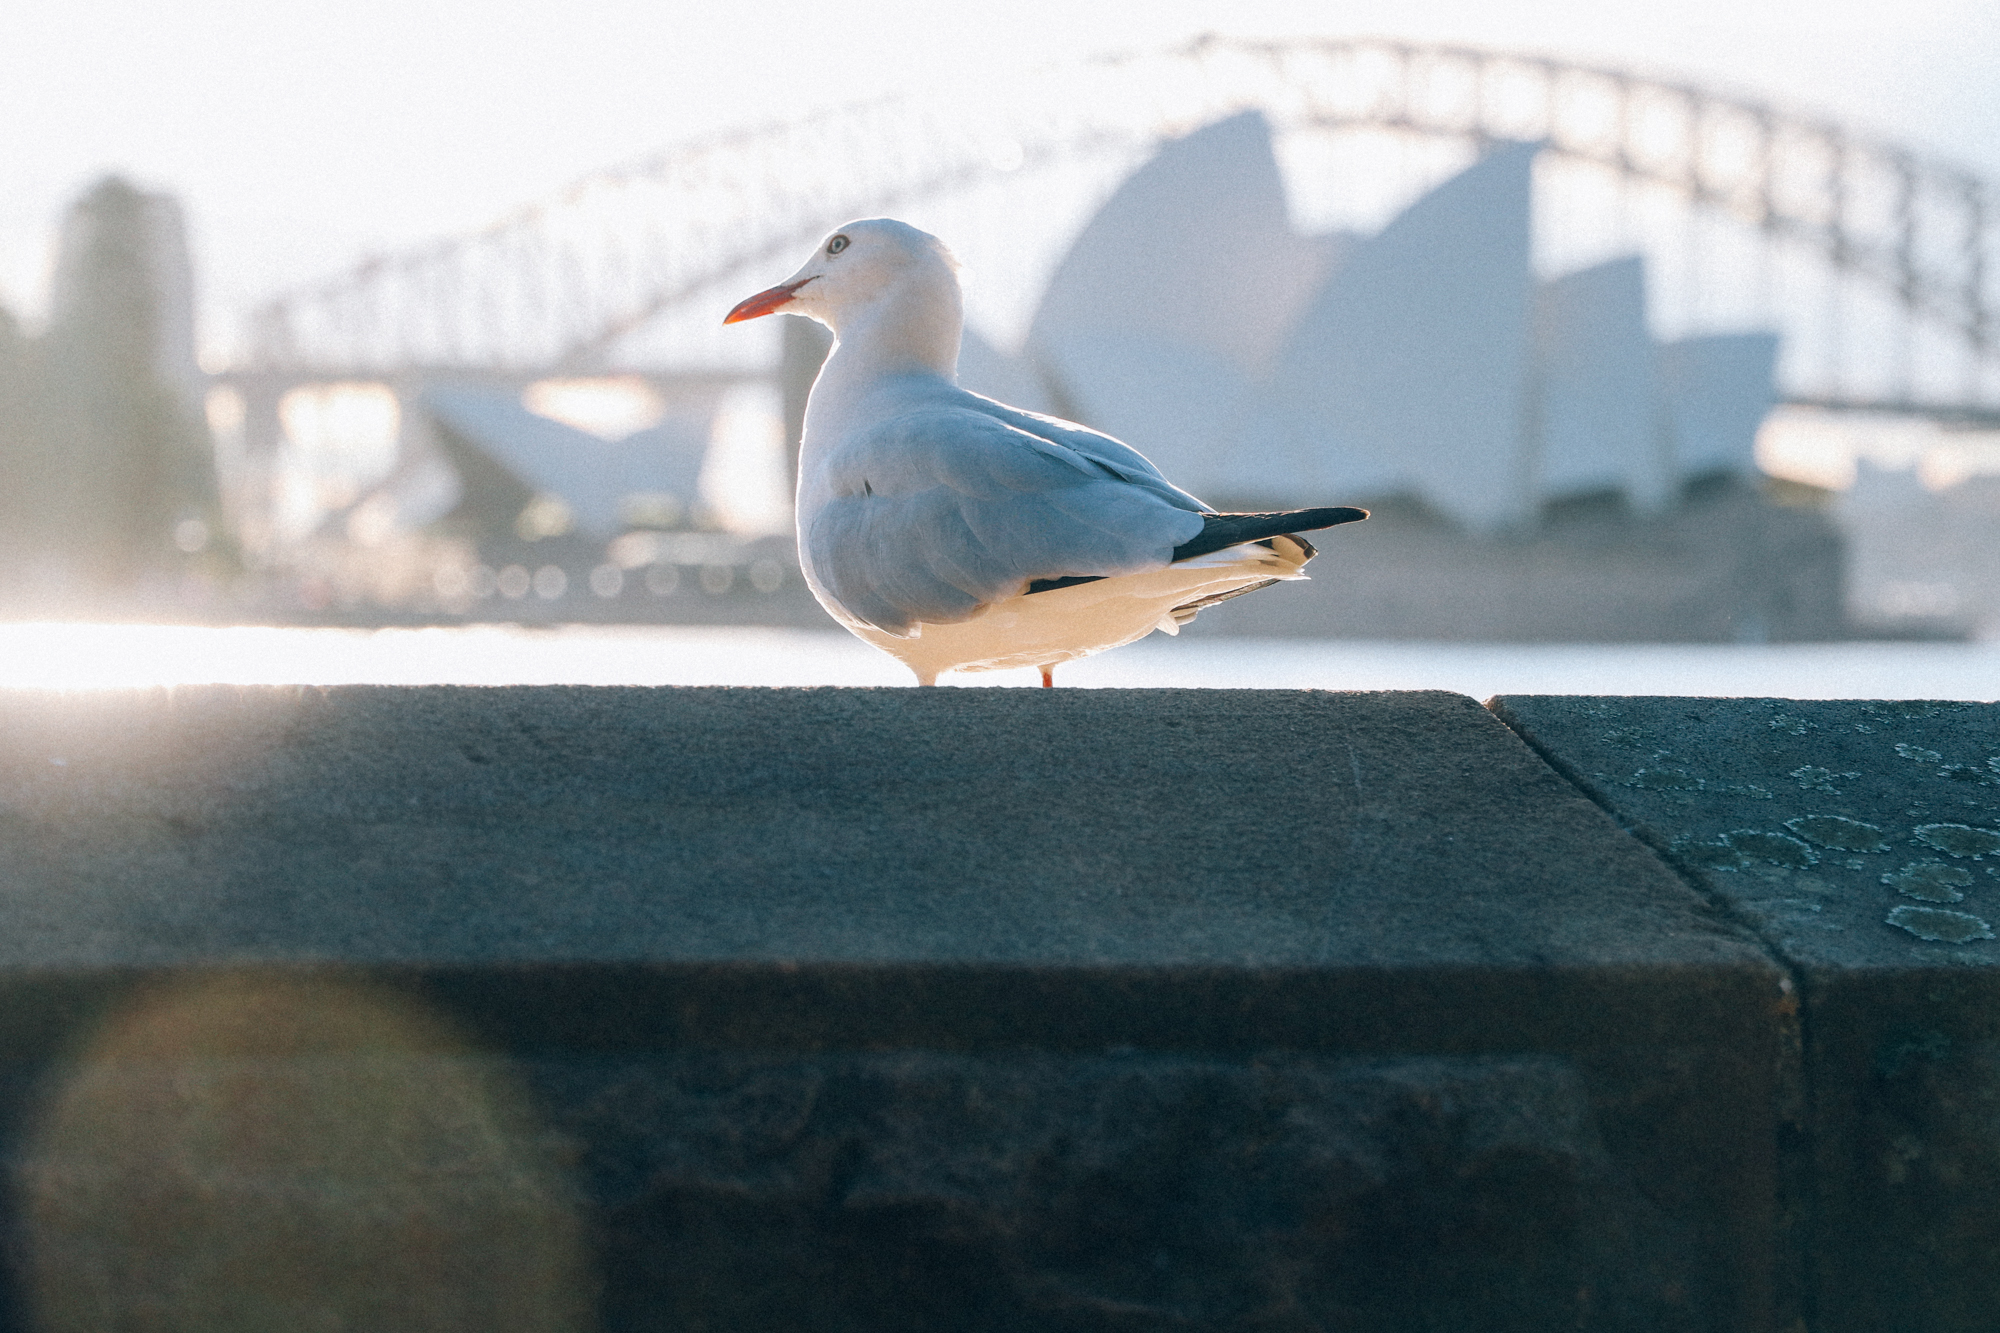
[
  {"left": 1251, "top": 139, "right": 1538, "bottom": 527},
  {"left": 1656, "top": 334, "right": 1781, "bottom": 482},
  {"left": 0, "top": 304, "right": 45, "bottom": 577},
  {"left": 1838, "top": 461, "right": 2000, "bottom": 639},
  {"left": 422, "top": 385, "right": 713, "bottom": 544},
  {"left": 49, "top": 180, "right": 205, "bottom": 414},
  {"left": 1181, "top": 480, "right": 1846, "bottom": 643},
  {"left": 966, "top": 113, "right": 1785, "bottom": 535},
  {"left": 7, "top": 177, "right": 223, "bottom": 600},
  {"left": 957, "top": 112, "right": 1837, "bottom": 641},
  {"left": 1534, "top": 256, "right": 1670, "bottom": 513},
  {"left": 992, "top": 110, "right": 1348, "bottom": 504}
]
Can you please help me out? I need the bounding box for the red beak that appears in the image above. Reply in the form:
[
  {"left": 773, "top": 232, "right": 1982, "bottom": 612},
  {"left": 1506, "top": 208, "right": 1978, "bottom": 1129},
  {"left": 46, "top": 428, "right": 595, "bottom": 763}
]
[{"left": 724, "top": 277, "right": 815, "bottom": 324}]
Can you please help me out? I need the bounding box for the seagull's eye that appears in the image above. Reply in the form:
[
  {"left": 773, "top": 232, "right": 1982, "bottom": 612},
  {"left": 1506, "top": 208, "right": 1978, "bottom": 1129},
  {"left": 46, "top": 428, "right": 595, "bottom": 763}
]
[{"left": 826, "top": 234, "right": 850, "bottom": 256}]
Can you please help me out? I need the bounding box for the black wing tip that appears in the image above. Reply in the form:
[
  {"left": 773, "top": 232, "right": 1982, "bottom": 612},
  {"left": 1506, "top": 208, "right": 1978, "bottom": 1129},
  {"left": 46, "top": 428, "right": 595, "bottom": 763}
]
[
  {"left": 1244, "top": 505, "right": 1369, "bottom": 527},
  {"left": 1172, "top": 506, "right": 1368, "bottom": 564},
  {"left": 1028, "top": 507, "right": 1370, "bottom": 593},
  {"left": 1195, "top": 506, "right": 1370, "bottom": 531}
]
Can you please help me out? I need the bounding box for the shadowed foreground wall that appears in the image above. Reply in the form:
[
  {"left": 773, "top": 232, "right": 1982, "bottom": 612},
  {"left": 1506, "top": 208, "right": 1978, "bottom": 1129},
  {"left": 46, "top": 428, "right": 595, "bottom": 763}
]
[{"left": 0, "top": 686, "right": 1986, "bottom": 1329}]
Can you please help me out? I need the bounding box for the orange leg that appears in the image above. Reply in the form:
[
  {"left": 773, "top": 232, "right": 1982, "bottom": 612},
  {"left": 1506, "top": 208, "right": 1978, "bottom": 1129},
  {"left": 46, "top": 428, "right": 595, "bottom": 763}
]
[{"left": 1040, "top": 665, "right": 1055, "bottom": 688}]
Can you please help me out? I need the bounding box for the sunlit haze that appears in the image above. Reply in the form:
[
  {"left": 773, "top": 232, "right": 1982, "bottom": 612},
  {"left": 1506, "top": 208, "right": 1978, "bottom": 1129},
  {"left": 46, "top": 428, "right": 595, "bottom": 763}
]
[
  {"left": 0, "top": 624, "right": 1992, "bottom": 699},
  {"left": 3, "top": 1, "right": 1998, "bottom": 682},
  {"left": 2, "top": 0, "right": 1996, "bottom": 343}
]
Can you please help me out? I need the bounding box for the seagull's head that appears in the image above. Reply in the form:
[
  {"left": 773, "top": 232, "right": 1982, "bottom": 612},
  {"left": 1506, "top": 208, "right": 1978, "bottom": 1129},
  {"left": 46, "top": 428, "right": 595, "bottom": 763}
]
[{"left": 725, "top": 218, "right": 961, "bottom": 333}]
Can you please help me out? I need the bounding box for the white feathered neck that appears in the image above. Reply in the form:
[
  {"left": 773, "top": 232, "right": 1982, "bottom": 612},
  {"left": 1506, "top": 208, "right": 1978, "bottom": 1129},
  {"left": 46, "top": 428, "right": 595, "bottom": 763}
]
[{"left": 803, "top": 239, "right": 964, "bottom": 446}]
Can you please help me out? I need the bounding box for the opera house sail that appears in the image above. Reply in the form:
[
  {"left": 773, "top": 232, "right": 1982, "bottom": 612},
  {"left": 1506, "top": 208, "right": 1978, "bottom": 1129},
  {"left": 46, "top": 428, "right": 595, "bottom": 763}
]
[
  {"left": 1252, "top": 141, "right": 1539, "bottom": 530},
  {"left": 1533, "top": 256, "right": 1672, "bottom": 514},
  {"left": 1001, "top": 114, "right": 1837, "bottom": 640},
  {"left": 422, "top": 386, "right": 713, "bottom": 541},
  {"left": 1657, "top": 333, "right": 1781, "bottom": 482},
  {"left": 1019, "top": 111, "right": 1336, "bottom": 502}
]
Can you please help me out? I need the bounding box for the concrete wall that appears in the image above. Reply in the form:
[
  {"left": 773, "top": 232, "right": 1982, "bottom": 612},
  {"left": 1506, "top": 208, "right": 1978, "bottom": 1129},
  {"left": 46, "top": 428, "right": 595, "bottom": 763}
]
[{"left": 0, "top": 684, "right": 1990, "bottom": 1329}]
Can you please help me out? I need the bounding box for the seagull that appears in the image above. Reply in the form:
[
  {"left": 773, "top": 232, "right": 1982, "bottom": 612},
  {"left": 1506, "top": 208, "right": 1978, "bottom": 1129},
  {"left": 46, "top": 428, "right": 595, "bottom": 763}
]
[{"left": 725, "top": 218, "right": 1366, "bottom": 686}]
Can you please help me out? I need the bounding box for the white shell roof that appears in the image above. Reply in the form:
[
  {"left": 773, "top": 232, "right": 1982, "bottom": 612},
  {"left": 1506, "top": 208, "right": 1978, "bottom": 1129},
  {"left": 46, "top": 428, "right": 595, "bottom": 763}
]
[
  {"left": 1000, "top": 112, "right": 1785, "bottom": 527},
  {"left": 1035, "top": 327, "right": 1253, "bottom": 505},
  {"left": 1254, "top": 141, "right": 1540, "bottom": 530},
  {"left": 1028, "top": 110, "right": 1332, "bottom": 378},
  {"left": 1023, "top": 110, "right": 1347, "bottom": 505},
  {"left": 423, "top": 386, "right": 712, "bottom": 538},
  {"left": 1534, "top": 256, "right": 1672, "bottom": 511},
  {"left": 1656, "top": 334, "right": 1779, "bottom": 479}
]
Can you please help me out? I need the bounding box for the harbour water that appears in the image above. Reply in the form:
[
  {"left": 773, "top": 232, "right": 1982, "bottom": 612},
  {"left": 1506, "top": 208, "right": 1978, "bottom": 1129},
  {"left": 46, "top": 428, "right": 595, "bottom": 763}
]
[{"left": 0, "top": 622, "right": 1992, "bottom": 699}]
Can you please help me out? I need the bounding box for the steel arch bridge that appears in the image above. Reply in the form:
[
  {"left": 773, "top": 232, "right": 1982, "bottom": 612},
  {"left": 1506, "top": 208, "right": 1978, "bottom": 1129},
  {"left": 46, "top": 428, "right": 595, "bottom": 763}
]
[{"left": 240, "top": 35, "right": 1999, "bottom": 419}]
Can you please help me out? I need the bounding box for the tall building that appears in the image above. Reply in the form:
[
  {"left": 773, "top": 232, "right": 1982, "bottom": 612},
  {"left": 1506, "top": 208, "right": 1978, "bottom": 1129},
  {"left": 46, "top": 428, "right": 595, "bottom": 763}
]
[
  {"left": 0, "top": 303, "right": 46, "bottom": 570},
  {"left": 34, "top": 176, "right": 222, "bottom": 593}
]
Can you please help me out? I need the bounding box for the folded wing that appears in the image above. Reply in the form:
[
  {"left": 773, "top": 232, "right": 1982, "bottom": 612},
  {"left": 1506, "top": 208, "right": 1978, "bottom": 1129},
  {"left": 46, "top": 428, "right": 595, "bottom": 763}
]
[{"left": 807, "top": 406, "right": 1207, "bottom": 635}]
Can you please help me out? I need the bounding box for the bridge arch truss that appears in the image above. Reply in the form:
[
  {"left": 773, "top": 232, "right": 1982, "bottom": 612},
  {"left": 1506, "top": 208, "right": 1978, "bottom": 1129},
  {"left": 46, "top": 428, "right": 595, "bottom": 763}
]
[{"left": 242, "top": 36, "right": 1999, "bottom": 418}]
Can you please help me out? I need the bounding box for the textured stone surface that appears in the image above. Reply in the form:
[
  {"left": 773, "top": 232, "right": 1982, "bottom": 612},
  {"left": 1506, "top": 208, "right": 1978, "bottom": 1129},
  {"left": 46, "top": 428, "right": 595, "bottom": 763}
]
[
  {"left": 13, "top": 973, "right": 588, "bottom": 1333},
  {"left": 4, "top": 1030, "right": 1714, "bottom": 1332},
  {"left": 0, "top": 686, "right": 1791, "bottom": 1329},
  {"left": 1489, "top": 697, "right": 2000, "bottom": 968},
  {"left": 1491, "top": 695, "right": 2000, "bottom": 1333},
  {"left": 0, "top": 686, "right": 1759, "bottom": 973},
  {"left": 534, "top": 1050, "right": 1707, "bottom": 1333}
]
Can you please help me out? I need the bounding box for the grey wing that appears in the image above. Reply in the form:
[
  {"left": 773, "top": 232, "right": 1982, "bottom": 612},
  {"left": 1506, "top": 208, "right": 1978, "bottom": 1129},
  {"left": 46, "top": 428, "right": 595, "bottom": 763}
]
[
  {"left": 960, "top": 390, "right": 1211, "bottom": 512},
  {"left": 806, "top": 408, "right": 1207, "bottom": 635}
]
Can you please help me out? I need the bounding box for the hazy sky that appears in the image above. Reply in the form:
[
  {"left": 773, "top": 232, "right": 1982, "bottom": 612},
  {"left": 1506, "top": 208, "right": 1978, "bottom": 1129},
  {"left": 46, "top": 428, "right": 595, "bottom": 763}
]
[{"left": 4, "top": 0, "right": 1995, "bottom": 350}]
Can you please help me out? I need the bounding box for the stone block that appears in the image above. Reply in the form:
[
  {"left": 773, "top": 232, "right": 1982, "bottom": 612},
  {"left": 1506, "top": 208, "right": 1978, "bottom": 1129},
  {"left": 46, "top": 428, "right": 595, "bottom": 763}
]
[
  {"left": 1491, "top": 694, "right": 2000, "bottom": 1333},
  {"left": 532, "top": 1050, "right": 1708, "bottom": 1332},
  {"left": 0, "top": 687, "right": 1790, "bottom": 1329}
]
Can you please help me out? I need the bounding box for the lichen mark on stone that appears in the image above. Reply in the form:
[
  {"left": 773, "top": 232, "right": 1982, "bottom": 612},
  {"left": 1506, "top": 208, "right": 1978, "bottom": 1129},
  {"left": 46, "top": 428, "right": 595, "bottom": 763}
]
[
  {"left": 1671, "top": 828, "right": 1819, "bottom": 872},
  {"left": 1768, "top": 712, "right": 1816, "bottom": 736},
  {"left": 1790, "top": 764, "right": 1860, "bottom": 793},
  {"left": 1882, "top": 861, "right": 1975, "bottom": 903},
  {"left": 1738, "top": 866, "right": 1848, "bottom": 930},
  {"left": 1599, "top": 725, "right": 1670, "bottom": 758},
  {"left": 1913, "top": 824, "right": 2000, "bottom": 860},
  {"left": 1617, "top": 766, "right": 1772, "bottom": 800},
  {"left": 1622, "top": 766, "right": 1701, "bottom": 792},
  {"left": 1894, "top": 741, "right": 2000, "bottom": 788},
  {"left": 1784, "top": 814, "right": 1892, "bottom": 854},
  {"left": 1886, "top": 904, "right": 1996, "bottom": 944},
  {"left": 1863, "top": 700, "right": 1975, "bottom": 722}
]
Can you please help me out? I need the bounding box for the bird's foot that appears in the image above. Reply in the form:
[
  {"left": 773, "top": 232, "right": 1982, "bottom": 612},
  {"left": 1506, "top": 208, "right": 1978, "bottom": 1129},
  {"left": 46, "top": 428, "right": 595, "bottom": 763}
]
[{"left": 1039, "top": 666, "right": 1055, "bottom": 688}]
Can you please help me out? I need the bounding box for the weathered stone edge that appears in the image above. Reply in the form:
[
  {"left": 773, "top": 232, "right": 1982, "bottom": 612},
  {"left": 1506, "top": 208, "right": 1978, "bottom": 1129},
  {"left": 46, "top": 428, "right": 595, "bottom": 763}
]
[
  {"left": 0, "top": 957, "right": 1788, "bottom": 1063},
  {"left": 1485, "top": 693, "right": 1823, "bottom": 1331}
]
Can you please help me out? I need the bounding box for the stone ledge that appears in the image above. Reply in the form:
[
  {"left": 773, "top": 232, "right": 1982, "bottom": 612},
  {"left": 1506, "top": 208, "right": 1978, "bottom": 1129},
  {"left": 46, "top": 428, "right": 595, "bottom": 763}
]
[
  {"left": 0, "top": 686, "right": 1812, "bottom": 1329},
  {"left": 1491, "top": 695, "right": 2000, "bottom": 1333}
]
